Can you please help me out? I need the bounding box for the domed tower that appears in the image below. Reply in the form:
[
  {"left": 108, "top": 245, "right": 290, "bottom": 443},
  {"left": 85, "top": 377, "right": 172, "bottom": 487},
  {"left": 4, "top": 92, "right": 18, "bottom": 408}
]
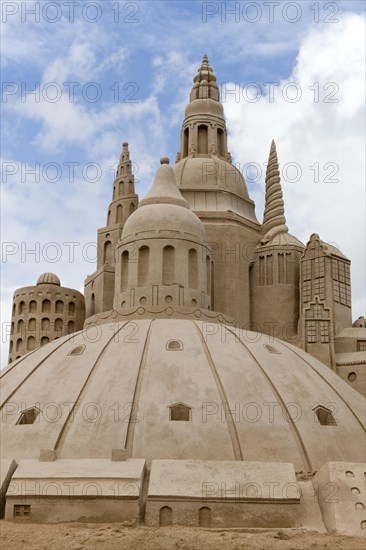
[
  {"left": 114, "top": 157, "right": 212, "bottom": 311},
  {"left": 84, "top": 142, "right": 139, "bottom": 319},
  {"left": 173, "top": 55, "right": 260, "bottom": 326},
  {"left": 250, "top": 140, "right": 304, "bottom": 341},
  {"left": 8, "top": 273, "right": 85, "bottom": 363}
]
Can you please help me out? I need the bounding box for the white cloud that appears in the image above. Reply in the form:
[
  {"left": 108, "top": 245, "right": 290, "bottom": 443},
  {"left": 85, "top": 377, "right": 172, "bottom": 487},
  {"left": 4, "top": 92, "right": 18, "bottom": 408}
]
[{"left": 225, "top": 12, "right": 365, "bottom": 317}]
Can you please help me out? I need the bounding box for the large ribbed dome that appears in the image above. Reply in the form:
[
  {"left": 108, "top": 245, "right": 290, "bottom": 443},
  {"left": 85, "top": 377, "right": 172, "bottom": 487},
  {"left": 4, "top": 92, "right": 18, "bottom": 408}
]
[{"left": 1, "top": 319, "right": 364, "bottom": 469}]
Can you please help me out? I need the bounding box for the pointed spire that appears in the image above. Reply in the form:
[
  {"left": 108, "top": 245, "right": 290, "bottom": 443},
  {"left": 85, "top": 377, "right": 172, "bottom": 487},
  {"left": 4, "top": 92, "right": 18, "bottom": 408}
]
[
  {"left": 113, "top": 141, "right": 136, "bottom": 199},
  {"left": 190, "top": 54, "right": 220, "bottom": 102},
  {"left": 261, "top": 140, "right": 288, "bottom": 238},
  {"left": 139, "top": 157, "right": 189, "bottom": 209}
]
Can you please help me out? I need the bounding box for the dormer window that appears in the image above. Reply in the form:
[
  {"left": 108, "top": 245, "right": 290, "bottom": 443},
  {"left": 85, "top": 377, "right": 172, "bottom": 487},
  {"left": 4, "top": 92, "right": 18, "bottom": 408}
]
[
  {"left": 166, "top": 340, "right": 183, "bottom": 351},
  {"left": 313, "top": 405, "right": 337, "bottom": 426},
  {"left": 169, "top": 403, "right": 191, "bottom": 421},
  {"left": 16, "top": 407, "right": 40, "bottom": 425}
]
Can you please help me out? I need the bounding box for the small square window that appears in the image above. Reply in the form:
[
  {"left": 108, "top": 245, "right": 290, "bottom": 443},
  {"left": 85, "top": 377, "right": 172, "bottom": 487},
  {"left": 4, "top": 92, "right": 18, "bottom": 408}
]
[{"left": 14, "top": 505, "right": 31, "bottom": 518}]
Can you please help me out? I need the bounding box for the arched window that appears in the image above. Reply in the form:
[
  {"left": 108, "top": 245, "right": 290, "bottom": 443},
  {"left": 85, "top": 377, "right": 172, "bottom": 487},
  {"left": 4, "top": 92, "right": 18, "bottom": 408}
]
[
  {"left": 183, "top": 127, "right": 189, "bottom": 157},
  {"left": 264, "top": 344, "right": 281, "bottom": 354},
  {"left": 197, "top": 125, "right": 208, "bottom": 154},
  {"left": 138, "top": 246, "right": 149, "bottom": 287},
  {"left": 313, "top": 405, "right": 337, "bottom": 426},
  {"left": 206, "top": 256, "right": 211, "bottom": 295},
  {"left": 41, "top": 318, "right": 50, "bottom": 331},
  {"left": 67, "top": 320, "right": 75, "bottom": 334},
  {"left": 29, "top": 300, "right": 37, "bottom": 313},
  {"left": 17, "top": 319, "right": 24, "bottom": 333},
  {"left": 42, "top": 299, "right": 51, "bottom": 313},
  {"left": 169, "top": 403, "right": 191, "bottom": 421},
  {"left": 9, "top": 340, "right": 13, "bottom": 354},
  {"left": 55, "top": 300, "right": 64, "bottom": 314},
  {"left": 27, "top": 336, "right": 35, "bottom": 350},
  {"left": 54, "top": 318, "right": 63, "bottom": 332},
  {"left": 121, "top": 251, "right": 129, "bottom": 290},
  {"left": 41, "top": 336, "right": 49, "bottom": 346},
  {"left": 107, "top": 210, "right": 111, "bottom": 225},
  {"left": 12, "top": 303, "right": 16, "bottom": 314},
  {"left": 68, "top": 345, "right": 85, "bottom": 356},
  {"left": 28, "top": 318, "right": 36, "bottom": 331},
  {"left": 11, "top": 322, "right": 14, "bottom": 334},
  {"left": 217, "top": 128, "right": 225, "bottom": 157},
  {"left": 16, "top": 407, "right": 40, "bottom": 425},
  {"left": 104, "top": 241, "right": 112, "bottom": 264},
  {"left": 159, "top": 506, "right": 172, "bottom": 527},
  {"left": 116, "top": 204, "right": 123, "bottom": 223},
  {"left": 91, "top": 293, "right": 95, "bottom": 316},
  {"left": 199, "top": 507, "right": 211, "bottom": 527},
  {"left": 166, "top": 340, "right": 183, "bottom": 351},
  {"left": 162, "top": 246, "right": 175, "bottom": 285},
  {"left": 188, "top": 249, "right": 198, "bottom": 289},
  {"left": 129, "top": 202, "right": 135, "bottom": 215},
  {"left": 19, "top": 301, "right": 25, "bottom": 314},
  {"left": 119, "top": 181, "right": 124, "bottom": 195},
  {"left": 68, "top": 302, "right": 75, "bottom": 315}
]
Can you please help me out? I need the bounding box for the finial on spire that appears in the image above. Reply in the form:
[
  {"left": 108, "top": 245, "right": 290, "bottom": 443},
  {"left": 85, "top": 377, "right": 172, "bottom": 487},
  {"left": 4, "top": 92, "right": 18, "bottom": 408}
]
[
  {"left": 260, "top": 140, "right": 288, "bottom": 242},
  {"left": 190, "top": 54, "right": 220, "bottom": 102}
]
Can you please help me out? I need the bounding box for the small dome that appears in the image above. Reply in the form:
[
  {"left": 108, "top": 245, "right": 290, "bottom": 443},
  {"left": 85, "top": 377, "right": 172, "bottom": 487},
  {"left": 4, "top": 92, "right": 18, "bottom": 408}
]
[{"left": 36, "top": 272, "right": 61, "bottom": 286}]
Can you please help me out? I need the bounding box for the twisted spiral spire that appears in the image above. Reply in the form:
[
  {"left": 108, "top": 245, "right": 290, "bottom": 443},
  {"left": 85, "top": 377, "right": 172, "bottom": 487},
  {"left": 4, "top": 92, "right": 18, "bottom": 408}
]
[{"left": 261, "top": 140, "right": 288, "bottom": 241}]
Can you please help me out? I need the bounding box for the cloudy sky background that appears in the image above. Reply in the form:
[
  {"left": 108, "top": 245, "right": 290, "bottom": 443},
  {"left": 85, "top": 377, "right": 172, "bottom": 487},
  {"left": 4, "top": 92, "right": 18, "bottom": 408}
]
[{"left": 1, "top": 0, "right": 365, "bottom": 366}]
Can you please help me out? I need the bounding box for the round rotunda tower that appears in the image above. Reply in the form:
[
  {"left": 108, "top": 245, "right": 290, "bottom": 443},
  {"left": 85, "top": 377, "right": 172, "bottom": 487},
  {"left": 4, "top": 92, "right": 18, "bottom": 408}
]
[{"left": 114, "top": 158, "right": 212, "bottom": 311}]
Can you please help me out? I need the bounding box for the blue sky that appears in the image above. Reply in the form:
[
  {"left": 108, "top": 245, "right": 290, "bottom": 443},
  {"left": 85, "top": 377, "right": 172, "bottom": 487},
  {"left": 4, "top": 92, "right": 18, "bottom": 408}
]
[{"left": 1, "top": 0, "right": 365, "bottom": 365}]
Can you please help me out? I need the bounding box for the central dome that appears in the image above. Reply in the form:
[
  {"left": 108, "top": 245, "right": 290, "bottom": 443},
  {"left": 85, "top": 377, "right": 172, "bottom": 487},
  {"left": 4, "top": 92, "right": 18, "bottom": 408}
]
[{"left": 1, "top": 319, "right": 364, "bottom": 470}]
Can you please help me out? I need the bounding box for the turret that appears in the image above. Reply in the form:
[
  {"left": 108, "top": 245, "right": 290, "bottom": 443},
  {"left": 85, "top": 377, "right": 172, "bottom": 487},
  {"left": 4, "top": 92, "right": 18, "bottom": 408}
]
[
  {"left": 172, "top": 55, "right": 260, "bottom": 327},
  {"left": 9, "top": 273, "right": 85, "bottom": 363},
  {"left": 250, "top": 141, "right": 304, "bottom": 341},
  {"left": 84, "top": 143, "right": 139, "bottom": 319}
]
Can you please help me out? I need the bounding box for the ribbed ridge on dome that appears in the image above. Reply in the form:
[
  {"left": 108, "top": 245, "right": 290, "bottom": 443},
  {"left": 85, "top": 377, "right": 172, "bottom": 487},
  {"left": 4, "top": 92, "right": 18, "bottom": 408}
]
[{"left": 36, "top": 272, "right": 61, "bottom": 286}]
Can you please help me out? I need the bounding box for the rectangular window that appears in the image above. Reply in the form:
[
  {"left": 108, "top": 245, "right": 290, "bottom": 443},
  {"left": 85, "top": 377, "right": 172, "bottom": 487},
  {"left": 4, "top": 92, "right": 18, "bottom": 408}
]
[
  {"left": 278, "top": 253, "right": 285, "bottom": 284},
  {"left": 14, "top": 505, "right": 31, "bottom": 518},
  {"left": 302, "top": 281, "right": 311, "bottom": 303},
  {"left": 266, "top": 254, "right": 273, "bottom": 285},
  {"left": 285, "top": 253, "right": 292, "bottom": 284},
  {"left": 357, "top": 340, "right": 366, "bottom": 351},
  {"left": 259, "top": 256, "right": 265, "bottom": 286},
  {"left": 302, "top": 260, "right": 312, "bottom": 280}
]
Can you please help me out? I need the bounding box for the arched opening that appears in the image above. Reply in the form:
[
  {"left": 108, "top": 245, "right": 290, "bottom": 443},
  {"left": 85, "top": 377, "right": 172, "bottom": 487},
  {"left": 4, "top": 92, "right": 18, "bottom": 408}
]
[
  {"left": 116, "top": 204, "right": 123, "bottom": 223},
  {"left": 206, "top": 256, "right": 211, "bottom": 295},
  {"left": 121, "top": 251, "right": 129, "bottom": 291},
  {"left": 68, "top": 345, "right": 85, "bottom": 356},
  {"left": 104, "top": 241, "right": 112, "bottom": 264},
  {"left": 27, "top": 336, "right": 35, "bottom": 350},
  {"left": 91, "top": 293, "right": 95, "bottom": 316},
  {"left": 119, "top": 181, "right": 124, "bottom": 195},
  {"left": 41, "top": 336, "right": 49, "bottom": 346},
  {"left": 159, "top": 506, "right": 172, "bottom": 527},
  {"left": 41, "top": 318, "right": 50, "bottom": 331},
  {"left": 183, "top": 127, "right": 189, "bottom": 157},
  {"left": 17, "top": 319, "right": 24, "bottom": 333},
  {"left": 68, "top": 302, "right": 75, "bottom": 315},
  {"left": 107, "top": 210, "right": 111, "bottom": 225},
  {"left": 68, "top": 320, "right": 75, "bottom": 334},
  {"left": 313, "top": 405, "right": 337, "bottom": 426},
  {"left": 129, "top": 202, "right": 135, "bottom": 215},
  {"left": 55, "top": 300, "right": 64, "bottom": 314},
  {"left": 188, "top": 249, "right": 198, "bottom": 289},
  {"left": 162, "top": 246, "right": 175, "bottom": 285},
  {"left": 169, "top": 403, "right": 191, "bottom": 421},
  {"left": 138, "top": 246, "right": 150, "bottom": 287},
  {"left": 9, "top": 340, "right": 13, "bottom": 354},
  {"left": 28, "top": 318, "right": 36, "bottom": 331},
  {"left": 54, "top": 318, "right": 63, "bottom": 333},
  {"left": 197, "top": 125, "right": 208, "bottom": 154},
  {"left": 12, "top": 303, "right": 16, "bottom": 314},
  {"left": 11, "top": 322, "right": 14, "bottom": 334},
  {"left": 199, "top": 507, "right": 211, "bottom": 527},
  {"left": 42, "top": 299, "right": 51, "bottom": 313},
  {"left": 19, "top": 301, "right": 25, "bottom": 314},
  {"left": 217, "top": 128, "right": 225, "bottom": 157},
  {"left": 166, "top": 339, "right": 183, "bottom": 351},
  {"left": 16, "top": 407, "right": 40, "bottom": 425},
  {"left": 29, "top": 300, "right": 37, "bottom": 313}
]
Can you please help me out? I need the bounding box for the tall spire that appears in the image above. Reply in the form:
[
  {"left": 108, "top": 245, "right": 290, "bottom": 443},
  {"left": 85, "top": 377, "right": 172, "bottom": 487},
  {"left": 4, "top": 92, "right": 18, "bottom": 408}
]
[
  {"left": 261, "top": 140, "right": 288, "bottom": 239},
  {"left": 190, "top": 54, "right": 220, "bottom": 102}
]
